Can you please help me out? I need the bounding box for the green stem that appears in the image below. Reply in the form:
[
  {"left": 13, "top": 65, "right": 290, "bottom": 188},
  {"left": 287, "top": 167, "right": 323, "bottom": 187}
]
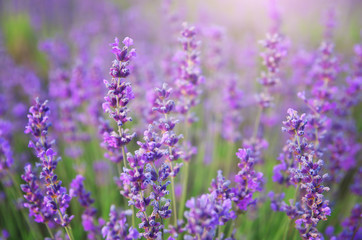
[
  {"left": 226, "top": 214, "right": 239, "bottom": 237},
  {"left": 56, "top": 205, "right": 74, "bottom": 240},
  {"left": 251, "top": 106, "right": 262, "bottom": 141},
  {"left": 64, "top": 226, "right": 74, "bottom": 240},
  {"left": 283, "top": 184, "right": 300, "bottom": 240},
  {"left": 45, "top": 223, "right": 54, "bottom": 239},
  {"left": 170, "top": 171, "right": 178, "bottom": 224},
  {"left": 131, "top": 205, "right": 136, "bottom": 228},
  {"left": 121, "top": 146, "right": 127, "bottom": 168},
  {"left": 218, "top": 225, "right": 222, "bottom": 240},
  {"left": 178, "top": 162, "right": 189, "bottom": 219}
]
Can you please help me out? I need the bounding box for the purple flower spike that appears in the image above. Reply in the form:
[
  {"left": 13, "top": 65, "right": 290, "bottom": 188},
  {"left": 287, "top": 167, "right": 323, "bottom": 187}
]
[
  {"left": 328, "top": 204, "right": 362, "bottom": 240},
  {"left": 0, "top": 133, "right": 13, "bottom": 175},
  {"left": 102, "top": 205, "right": 139, "bottom": 240},
  {"left": 232, "top": 149, "right": 264, "bottom": 211},
  {"left": 101, "top": 36, "right": 137, "bottom": 166},
  {"left": 256, "top": 33, "right": 287, "bottom": 108},
  {"left": 70, "top": 175, "right": 103, "bottom": 239},
  {"left": 272, "top": 109, "right": 331, "bottom": 240},
  {"left": 174, "top": 23, "right": 204, "bottom": 124},
  {"left": 24, "top": 98, "right": 73, "bottom": 227},
  {"left": 21, "top": 163, "right": 54, "bottom": 223}
]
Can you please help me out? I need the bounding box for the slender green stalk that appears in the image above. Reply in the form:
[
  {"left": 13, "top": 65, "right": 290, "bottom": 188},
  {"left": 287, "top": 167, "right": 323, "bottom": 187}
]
[
  {"left": 56, "top": 207, "right": 74, "bottom": 240},
  {"left": 169, "top": 163, "right": 178, "bottom": 224},
  {"left": 251, "top": 106, "right": 263, "bottom": 141},
  {"left": 282, "top": 218, "right": 293, "bottom": 240},
  {"left": 218, "top": 225, "right": 222, "bottom": 239},
  {"left": 45, "top": 223, "right": 54, "bottom": 239},
  {"left": 163, "top": 112, "right": 178, "bottom": 224},
  {"left": 131, "top": 205, "right": 136, "bottom": 228},
  {"left": 121, "top": 146, "right": 127, "bottom": 168},
  {"left": 178, "top": 161, "right": 189, "bottom": 219}
]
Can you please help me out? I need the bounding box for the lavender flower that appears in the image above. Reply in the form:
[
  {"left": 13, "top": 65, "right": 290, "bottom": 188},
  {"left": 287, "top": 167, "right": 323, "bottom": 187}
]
[
  {"left": 232, "top": 148, "right": 264, "bottom": 211},
  {"left": 49, "top": 68, "right": 89, "bottom": 161},
  {"left": 183, "top": 170, "right": 236, "bottom": 240},
  {"left": 0, "top": 129, "right": 13, "bottom": 176},
  {"left": 70, "top": 175, "right": 103, "bottom": 240},
  {"left": 0, "top": 229, "right": 9, "bottom": 240},
  {"left": 20, "top": 163, "right": 54, "bottom": 223},
  {"left": 273, "top": 108, "right": 308, "bottom": 185},
  {"left": 24, "top": 98, "right": 73, "bottom": 229},
  {"left": 119, "top": 83, "right": 181, "bottom": 238},
  {"left": 102, "top": 205, "right": 139, "bottom": 240},
  {"left": 183, "top": 194, "right": 222, "bottom": 239},
  {"left": 173, "top": 23, "right": 203, "bottom": 167},
  {"left": 328, "top": 204, "right": 362, "bottom": 240},
  {"left": 256, "top": 33, "right": 287, "bottom": 108},
  {"left": 221, "top": 76, "right": 243, "bottom": 142},
  {"left": 102, "top": 37, "right": 137, "bottom": 167},
  {"left": 174, "top": 23, "right": 204, "bottom": 122},
  {"left": 273, "top": 109, "right": 331, "bottom": 240}
]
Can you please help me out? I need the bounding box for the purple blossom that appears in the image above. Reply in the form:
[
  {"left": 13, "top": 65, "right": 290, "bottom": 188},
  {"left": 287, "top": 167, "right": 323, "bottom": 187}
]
[
  {"left": 221, "top": 76, "right": 244, "bottom": 142},
  {"left": 174, "top": 23, "right": 204, "bottom": 123},
  {"left": 20, "top": 163, "right": 54, "bottom": 223},
  {"left": 273, "top": 109, "right": 331, "bottom": 239},
  {"left": 183, "top": 194, "right": 221, "bottom": 239},
  {"left": 256, "top": 33, "right": 287, "bottom": 108},
  {"left": 117, "top": 83, "right": 182, "bottom": 238},
  {"left": 102, "top": 37, "right": 137, "bottom": 165},
  {"left": 70, "top": 175, "right": 103, "bottom": 240},
  {"left": 0, "top": 132, "right": 13, "bottom": 175},
  {"left": 232, "top": 149, "right": 264, "bottom": 211},
  {"left": 102, "top": 205, "right": 139, "bottom": 240},
  {"left": 328, "top": 204, "right": 362, "bottom": 240},
  {"left": 183, "top": 170, "right": 237, "bottom": 239},
  {"left": 0, "top": 229, "right": 9, "bottom": 240},
  {"left": 24, "top": 98, "right": 73, "bottom": 227}
]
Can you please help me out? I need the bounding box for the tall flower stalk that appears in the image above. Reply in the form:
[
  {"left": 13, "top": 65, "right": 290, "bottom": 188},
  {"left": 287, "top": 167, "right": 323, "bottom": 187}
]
[
  {"left": 272, "top": 109, "right": 330, "bottom": 240},
  {"left": 174, "top": 23, "right": 204, "bottom": 219},
  {"left": 118, "top": 83, "right": 182, "bottom": 238},
  {"left": 102, "top": 37, "right": 137, "bottom": 170},
  {"left": 23, "top": 98, "right": 74, "bottom": 240}
]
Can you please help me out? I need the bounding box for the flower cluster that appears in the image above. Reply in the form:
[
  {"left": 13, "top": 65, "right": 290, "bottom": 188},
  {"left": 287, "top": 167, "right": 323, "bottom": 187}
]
[
  {"left": 272, "top": 109, "right": 331, "bottom": 240},
  {"left": 0, "top": 121, "right": 13, "bottom": 178},
  {"left": 21, "top": 163, "right": 54, "bottom": 223},
  {"left": 326, "top": 204, "right": 362, "bottom": 240},
  {"left": 23, "top": 98, "right": 73, "bottom": 228},
  {"left": 49, "top": 68, "right": 90, "bottom": 160},
  {"left": 118, "top": 83, "right": 181, "bottom": 239},
  {"left": 102, "top": 205, "right": 139, "bottom": 240},
  {"left": 70, "top": 175, "right": 104, "bottom": 240},
  {"left": 221, "top": 76, "right": 244, "bottom": 142},
  {"left": 174, "top": 23, "right": 204, "bottom": 122},
  {"left": 232, "top": 148, "right": 264, "bottom": 211},
  {"left": 273, "top": 108, "right": 308, "bottom": 185},
  {"left": 183, "top": 168, "right": 255, "bottom": 239},
  {"left": 152, "top": 83, "right": 183, "bottom": 172},
  {"left": 257, "top": 33, "right": 287, "bottom": 108},
  {"left": 102, "top": 37, "right": 137, "bottom": 165},
  {"left": 184, "top": 193, "right": 234, "bottom": 240}
]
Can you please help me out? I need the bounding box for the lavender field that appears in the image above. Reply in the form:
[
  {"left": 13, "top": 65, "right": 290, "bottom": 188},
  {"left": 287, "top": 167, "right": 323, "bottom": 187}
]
[{"left": 0, "top": 0, "right": 361, "bottom": 239}]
